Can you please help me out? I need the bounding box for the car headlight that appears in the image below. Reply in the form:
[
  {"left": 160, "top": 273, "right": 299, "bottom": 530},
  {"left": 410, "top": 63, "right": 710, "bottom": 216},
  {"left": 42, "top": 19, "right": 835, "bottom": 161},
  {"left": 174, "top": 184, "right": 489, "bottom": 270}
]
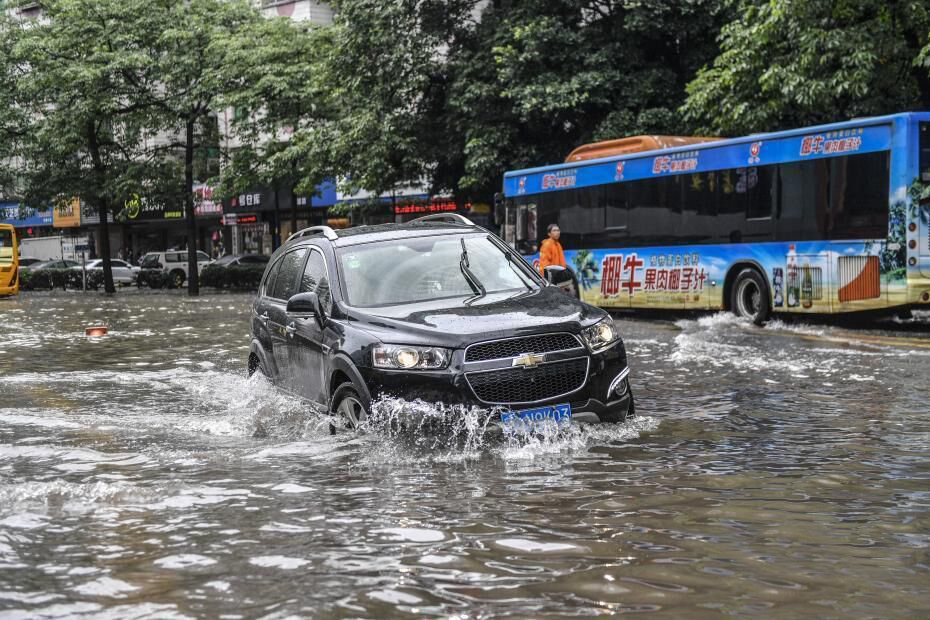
[
  {"left": 372, "top": 345, "right": 450, "bottom": 370},
  {"left": 580, "top": 318, "right": 619, "bottom": 353}
]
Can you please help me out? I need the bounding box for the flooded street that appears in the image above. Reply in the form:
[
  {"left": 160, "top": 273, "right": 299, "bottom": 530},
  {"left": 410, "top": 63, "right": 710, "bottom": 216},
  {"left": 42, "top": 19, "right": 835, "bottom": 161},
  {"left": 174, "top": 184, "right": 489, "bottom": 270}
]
[{"left": 1, "top": 291, "right": 929, "bottom": 619}]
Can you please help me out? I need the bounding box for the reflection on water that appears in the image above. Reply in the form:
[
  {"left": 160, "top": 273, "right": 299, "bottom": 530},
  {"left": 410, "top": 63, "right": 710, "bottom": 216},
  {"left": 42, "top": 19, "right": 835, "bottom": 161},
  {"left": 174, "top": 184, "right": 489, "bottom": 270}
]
[{"left": 1, "top": 291, "right": 929, "bottom": 618}]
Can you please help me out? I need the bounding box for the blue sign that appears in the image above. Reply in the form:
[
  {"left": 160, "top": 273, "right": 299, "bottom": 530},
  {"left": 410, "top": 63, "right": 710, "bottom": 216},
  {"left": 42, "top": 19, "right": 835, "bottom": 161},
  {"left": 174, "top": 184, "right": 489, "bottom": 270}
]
[
  {"left": 0, "top": 203, "right": 53, "bottom": 228},
  {"left": 504, "top": 119, "right": 894, "bottom": 197}
]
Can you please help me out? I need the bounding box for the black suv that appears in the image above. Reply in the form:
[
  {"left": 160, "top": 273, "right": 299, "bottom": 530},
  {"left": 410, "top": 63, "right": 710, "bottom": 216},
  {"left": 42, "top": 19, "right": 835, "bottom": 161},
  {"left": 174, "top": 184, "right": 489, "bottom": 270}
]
[{"left": 248, "top": 215, "right": 633, "bottom": 429}]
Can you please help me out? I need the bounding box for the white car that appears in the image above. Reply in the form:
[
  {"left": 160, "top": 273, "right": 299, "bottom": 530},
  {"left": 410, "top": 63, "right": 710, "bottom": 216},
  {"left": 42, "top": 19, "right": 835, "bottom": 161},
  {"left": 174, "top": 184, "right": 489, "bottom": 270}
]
[
  {"left": 139, "top": 250, "right": 211, "bottom": 288},
  {"left": 71, "top": 259, "right": 138, "bottom": 285}
]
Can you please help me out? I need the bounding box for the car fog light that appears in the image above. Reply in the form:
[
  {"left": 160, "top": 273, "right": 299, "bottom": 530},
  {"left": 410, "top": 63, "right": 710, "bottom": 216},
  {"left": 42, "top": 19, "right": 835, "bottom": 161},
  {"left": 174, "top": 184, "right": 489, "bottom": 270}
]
[
  {"left": 394, "top": 348, "right": 420, "bottom": 368},
  {"left": 910, "top": 257, "right": 918, "bottom": 266},
  {"left": 614, "top": 377, "right": 629, "bottom": 396}
]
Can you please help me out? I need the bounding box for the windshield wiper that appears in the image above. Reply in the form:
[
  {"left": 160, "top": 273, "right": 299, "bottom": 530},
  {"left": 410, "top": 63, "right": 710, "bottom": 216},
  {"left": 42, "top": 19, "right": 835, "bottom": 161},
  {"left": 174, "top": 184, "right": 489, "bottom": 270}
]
[{"left": 459, "top": 238, "right": 486, "bottom": 297}]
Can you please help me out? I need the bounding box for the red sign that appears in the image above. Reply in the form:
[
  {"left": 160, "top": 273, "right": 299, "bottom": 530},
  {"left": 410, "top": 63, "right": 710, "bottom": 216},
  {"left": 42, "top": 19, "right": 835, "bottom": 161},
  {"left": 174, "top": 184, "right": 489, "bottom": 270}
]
[{"left": 393, "top": 200, "right": 469, "bottom": 215}]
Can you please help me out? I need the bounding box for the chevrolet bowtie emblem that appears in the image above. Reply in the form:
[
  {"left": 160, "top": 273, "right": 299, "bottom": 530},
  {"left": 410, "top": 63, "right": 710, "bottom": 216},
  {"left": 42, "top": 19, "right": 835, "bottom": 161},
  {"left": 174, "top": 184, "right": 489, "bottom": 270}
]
[{"left": 512, "top": 353, "right": 545, "bottom": 368}]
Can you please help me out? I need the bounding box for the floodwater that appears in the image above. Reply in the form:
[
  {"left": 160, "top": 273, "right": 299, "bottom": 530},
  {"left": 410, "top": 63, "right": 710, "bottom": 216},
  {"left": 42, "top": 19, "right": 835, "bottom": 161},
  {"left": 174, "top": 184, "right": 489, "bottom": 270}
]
[{"left": 1, "top": 291, "right": 929, "bottom": 619}]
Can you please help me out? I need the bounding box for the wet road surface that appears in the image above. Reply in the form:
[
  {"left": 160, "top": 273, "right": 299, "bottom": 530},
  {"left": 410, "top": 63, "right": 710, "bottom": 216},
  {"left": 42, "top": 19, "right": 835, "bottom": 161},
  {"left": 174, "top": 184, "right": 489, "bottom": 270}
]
[{"left": 1, "top": 291, "right": 929, "bottom": 618}]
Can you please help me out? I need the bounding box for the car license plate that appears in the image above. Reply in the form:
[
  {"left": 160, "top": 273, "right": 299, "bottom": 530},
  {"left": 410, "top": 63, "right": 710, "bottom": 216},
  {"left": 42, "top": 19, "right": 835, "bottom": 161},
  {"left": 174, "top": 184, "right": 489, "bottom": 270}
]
[{"left": 500, "top": 403, "right": 571, "bottom": 431}]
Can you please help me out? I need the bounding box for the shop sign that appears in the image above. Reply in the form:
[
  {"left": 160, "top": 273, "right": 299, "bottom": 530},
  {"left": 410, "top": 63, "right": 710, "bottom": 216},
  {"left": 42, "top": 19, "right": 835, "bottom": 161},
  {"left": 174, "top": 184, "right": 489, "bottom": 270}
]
[
  {"left": 0, "top": 203, "right": 53, "bottom": 228},
  {"left": 122, "top": 193, "right": 182, "bottom": 221},
  {"left": 79, "top": 200, "right": 114, "bottom": 225},
  {"left": 194, "top": 184, "right": 222, "bottom": 217},
  {"left": 393, "top": 199, "right": 470, "bottom": 215},
  {"left": 223, "top": 213, "right": 258, "bottom": 226},
  {"left": 52, "top": 198, "right": 81, "bottom": 228}
]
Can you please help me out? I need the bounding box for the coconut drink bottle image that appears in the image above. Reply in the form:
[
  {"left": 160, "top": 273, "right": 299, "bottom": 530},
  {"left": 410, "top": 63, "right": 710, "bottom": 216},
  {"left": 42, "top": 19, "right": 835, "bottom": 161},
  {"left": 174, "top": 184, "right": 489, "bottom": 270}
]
[
  {"left": 786, "top": 245, "right": 799, "bottom": 307},
  {"left": 801, "top": 264, "right": 813, "bottom": 309}
]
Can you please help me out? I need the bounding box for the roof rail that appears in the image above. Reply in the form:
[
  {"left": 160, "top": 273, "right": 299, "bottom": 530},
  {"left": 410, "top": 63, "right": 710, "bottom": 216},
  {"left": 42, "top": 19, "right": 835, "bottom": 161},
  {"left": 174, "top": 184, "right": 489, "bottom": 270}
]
[
  {"left": 286, "top": 226, "right": 338, "bottom": 242},
  {"left": 409, "top": 213, "right": 475, "bottom": 226}
]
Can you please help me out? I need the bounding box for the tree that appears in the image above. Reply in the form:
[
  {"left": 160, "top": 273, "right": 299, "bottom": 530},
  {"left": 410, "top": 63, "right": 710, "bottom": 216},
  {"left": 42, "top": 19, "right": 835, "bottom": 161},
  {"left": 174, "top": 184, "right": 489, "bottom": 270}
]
[
  {"left": 307, "top": 0, "right": 480, "bottom": 202},
  {"left": 683, "top": 0, "right": 930, "bottom": 136},
  {"left": 449, "top": 0, "right": 731, "bottom": 201},
  {"left": 134, "top": 0, "right": 261, "bottom": 295},
  {"left": 1, "top": 0, "right": 171, "bottom": 294},
  {"left": 216, "top": 15, "right": 328, "bottom": 243}
]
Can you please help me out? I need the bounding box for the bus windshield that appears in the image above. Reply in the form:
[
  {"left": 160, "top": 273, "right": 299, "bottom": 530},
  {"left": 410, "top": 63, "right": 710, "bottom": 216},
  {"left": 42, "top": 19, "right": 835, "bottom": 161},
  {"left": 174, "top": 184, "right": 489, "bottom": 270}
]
[
  {"left": 0, "top": 228, "right": 14, "bottom": 265},
  {"left": 337, "top": 234, "right": 538, "bottom": 307}
]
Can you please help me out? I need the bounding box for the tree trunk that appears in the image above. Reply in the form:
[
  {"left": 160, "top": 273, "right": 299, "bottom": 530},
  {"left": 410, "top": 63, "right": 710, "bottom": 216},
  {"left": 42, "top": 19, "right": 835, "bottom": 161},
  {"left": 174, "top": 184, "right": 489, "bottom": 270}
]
[
  {"left": 87, "top": 119, "right": 115, "bottom": 294},
  {"left": 97, "top": 198, "right": 115, "bottom": 294},
  {"left": 290, "top": 183, "right": 298, "bottom": 237},
  {"left": 185, "top": 117, "right": 199, "bottom": 296}
]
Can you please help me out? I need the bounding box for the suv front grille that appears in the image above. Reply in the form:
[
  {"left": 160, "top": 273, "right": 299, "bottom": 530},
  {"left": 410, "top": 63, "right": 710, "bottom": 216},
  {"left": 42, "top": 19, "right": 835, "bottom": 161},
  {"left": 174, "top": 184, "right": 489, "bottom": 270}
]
[
  {"left": 466, "top": 358, "right": 588, "bottom": 404},
  {"left": 465, "top": 333, "right": 581, "bottom": 362}
]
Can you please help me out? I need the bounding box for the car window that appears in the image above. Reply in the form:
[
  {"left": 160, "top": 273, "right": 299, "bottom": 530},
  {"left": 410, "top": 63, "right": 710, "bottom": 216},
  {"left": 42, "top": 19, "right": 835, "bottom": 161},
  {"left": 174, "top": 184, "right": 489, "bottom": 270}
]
[
  {"left": 197, "top": 251, "right": 210, "bottom": 261},
  {"left": 263, "top": 257, "right": 282, "bottom": 298},
  {"left": 242, "top": 255, "right": 268, "bottom": 265},
  {"left": 111, "top": 260, "right": 127, "bottom": 268},
  {"left": 164, "top": 252, "right": 177, "bottom": 263},
  {"left": 299, "top": 250, "right": 332, "bottom": 313},
  {"left": 214, "top": 255, "right": 237, "bottom": 266},
  {"left": 272, "top": 249, "right": 307, "bottom": 300},
  {"left": 141, "top": 254, "right": 160, "bottom": 268}
]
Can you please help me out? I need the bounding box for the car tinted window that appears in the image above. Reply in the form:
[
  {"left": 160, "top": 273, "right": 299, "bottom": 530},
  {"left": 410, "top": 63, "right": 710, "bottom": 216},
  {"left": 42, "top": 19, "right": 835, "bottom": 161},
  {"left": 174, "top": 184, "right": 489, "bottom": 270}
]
[
  {"left": 242, "top": 255, "right": 269, "bottom": 264},
  {"left": 141, "top": 254, "right": 160, "bottom": 267},
  {"left": 299, "top": 250, "right": 332, "bottom": 312},
  {"left": 263, "top": 258, "right": 282, "bottom": 297},
  {"left": 272, "top": 249, "right": 307, "bottom": 300},
  {"left": 197, "top": 251, "right": 210, "bottom": 261}
]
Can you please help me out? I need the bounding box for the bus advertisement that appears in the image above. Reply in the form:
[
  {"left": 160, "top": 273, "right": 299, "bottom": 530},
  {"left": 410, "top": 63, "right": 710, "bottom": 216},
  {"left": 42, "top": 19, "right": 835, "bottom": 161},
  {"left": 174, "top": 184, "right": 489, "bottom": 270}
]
[
  {"left": 502, "top": 113, "right": 930, "bottom": 322},
  {"left": 0, "top": 223, "right": 19, "bottom": 296}
]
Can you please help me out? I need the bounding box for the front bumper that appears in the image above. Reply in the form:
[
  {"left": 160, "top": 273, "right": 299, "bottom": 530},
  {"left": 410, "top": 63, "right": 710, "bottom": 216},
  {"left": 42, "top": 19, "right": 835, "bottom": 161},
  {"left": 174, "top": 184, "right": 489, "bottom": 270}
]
[{"left": 358, "top": 340, "right": 633, "bottom": 424}]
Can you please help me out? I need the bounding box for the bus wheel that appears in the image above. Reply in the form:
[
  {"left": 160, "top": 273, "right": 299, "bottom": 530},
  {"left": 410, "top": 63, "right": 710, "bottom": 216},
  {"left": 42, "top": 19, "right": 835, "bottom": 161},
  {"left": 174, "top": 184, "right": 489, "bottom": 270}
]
[{"left": 731, "top": 268, "right": 770, "bottom": 325}]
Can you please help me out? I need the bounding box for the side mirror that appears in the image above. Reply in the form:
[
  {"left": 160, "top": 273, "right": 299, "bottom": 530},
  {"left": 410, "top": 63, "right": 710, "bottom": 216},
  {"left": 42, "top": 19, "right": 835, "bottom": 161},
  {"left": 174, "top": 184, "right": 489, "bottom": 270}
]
[{"left": 287, "top": 291, "right": 325, "bottom": 328}]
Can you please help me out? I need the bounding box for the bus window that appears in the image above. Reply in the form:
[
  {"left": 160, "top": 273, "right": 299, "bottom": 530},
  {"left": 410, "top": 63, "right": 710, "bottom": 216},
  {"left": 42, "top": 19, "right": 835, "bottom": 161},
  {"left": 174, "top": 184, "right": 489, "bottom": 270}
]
[
  {"left": 604, "top": 183, "right": 627, "bottom": 229},
  {"left": 0, "top": 228, "right": 12, "bottom": 264},
  {"left": 828, "top": 151, "right": 889, "bottom": 240},
  {"left": 777, "top": 159, "right": 829, "bottom": 241},
  {"left": 921, "top": 122, "right": 930, "bottom": 182}
]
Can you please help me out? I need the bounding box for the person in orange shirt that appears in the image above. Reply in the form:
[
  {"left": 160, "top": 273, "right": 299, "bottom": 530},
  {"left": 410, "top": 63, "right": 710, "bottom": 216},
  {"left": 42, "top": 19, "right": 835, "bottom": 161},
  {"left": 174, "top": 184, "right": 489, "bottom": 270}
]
[{"left": 539, "top": 223, "right": 566, "bottom": 275}]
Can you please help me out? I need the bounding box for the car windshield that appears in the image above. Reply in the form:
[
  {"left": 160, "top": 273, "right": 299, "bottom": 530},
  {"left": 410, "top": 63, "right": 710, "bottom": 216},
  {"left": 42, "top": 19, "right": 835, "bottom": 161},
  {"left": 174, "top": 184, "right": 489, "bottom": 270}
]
[
  {"left": 141, "top": 254, "right": 160, "bottom": 268},
  {"left": 337, "top": 234, "right": 538, "bottom": 307}
]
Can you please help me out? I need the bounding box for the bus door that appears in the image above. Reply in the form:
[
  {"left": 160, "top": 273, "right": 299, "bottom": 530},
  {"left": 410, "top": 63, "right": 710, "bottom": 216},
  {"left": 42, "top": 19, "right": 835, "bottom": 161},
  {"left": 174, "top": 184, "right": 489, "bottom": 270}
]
[{"left": 919, "top": 123, "right": 930, "bottom": 279}]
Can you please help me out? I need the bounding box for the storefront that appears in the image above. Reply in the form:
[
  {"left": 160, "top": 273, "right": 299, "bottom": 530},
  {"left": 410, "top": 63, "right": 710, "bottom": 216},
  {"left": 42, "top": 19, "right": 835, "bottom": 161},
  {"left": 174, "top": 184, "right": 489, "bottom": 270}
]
[{"left": 222, "top": 181, "right": 337, "bottom": 256}]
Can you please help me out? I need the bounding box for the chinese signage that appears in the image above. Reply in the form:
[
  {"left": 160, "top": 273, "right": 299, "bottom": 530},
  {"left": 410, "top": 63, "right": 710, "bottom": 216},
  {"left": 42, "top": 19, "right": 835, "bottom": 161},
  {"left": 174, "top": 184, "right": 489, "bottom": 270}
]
[
  {"left": 504, "top": 123, "right": 890, "bottom": 197},
  {"left": 52, "top": 198, "right": 81, "bottom": 228},
  {"left": 393, "top": 200, "right": 469, "bottom": 215},
  {"left": 600, "top": 252, "right": 707, "bottom": 298}
]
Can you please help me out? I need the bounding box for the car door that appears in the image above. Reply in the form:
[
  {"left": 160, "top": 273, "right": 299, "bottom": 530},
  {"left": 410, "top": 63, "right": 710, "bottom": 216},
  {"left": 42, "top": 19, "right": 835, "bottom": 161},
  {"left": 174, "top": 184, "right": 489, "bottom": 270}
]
[
  {"left": 110, "top": 260, "right": 132, "bottom": 282},
  {"left": 286, "top": 248, "right": 332, "bottom": 405},
  {"left": 267, "top": 247, "right": 308, "bottom": 389}
]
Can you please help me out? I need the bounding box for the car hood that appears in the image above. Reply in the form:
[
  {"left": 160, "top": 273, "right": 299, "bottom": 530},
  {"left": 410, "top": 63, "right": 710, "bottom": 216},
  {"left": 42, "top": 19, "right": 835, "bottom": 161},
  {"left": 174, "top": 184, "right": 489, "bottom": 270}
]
[{"left": 346, "top": 286, "right": 606, "bottom": 348}]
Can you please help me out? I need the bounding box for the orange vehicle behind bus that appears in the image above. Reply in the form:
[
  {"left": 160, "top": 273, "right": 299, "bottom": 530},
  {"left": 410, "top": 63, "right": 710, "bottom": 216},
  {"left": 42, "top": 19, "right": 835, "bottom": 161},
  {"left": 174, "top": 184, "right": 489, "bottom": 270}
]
[{"left": 0, "top": 223, "right": 19, "bottom": 296}]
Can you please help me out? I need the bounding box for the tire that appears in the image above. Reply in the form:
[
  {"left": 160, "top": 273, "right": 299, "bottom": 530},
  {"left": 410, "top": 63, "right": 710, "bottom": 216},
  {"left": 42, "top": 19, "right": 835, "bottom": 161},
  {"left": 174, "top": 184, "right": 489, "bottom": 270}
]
[
  {"left": 730, "top": 268, "right": 770, "bottom": 325},
  {"left": 169, "top": 270, "right": 185, "bottom": 289},
  {"left": 330, "top": 381, "right": 368, "bottom": 430}
]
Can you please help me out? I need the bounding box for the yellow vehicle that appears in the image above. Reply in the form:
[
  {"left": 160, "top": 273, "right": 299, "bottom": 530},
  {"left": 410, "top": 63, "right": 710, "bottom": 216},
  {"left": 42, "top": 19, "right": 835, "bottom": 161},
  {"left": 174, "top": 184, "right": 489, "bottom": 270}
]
[{"left": 0, "top": 223, "right": 19, "bottom": 296}]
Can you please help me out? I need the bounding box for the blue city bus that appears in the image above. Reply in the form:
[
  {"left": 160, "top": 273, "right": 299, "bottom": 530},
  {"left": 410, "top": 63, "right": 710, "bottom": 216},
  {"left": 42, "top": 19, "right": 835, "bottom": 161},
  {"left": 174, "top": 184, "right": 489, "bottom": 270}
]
[{"left": 501, "top": 112, "right": 930, "bottom": 322}]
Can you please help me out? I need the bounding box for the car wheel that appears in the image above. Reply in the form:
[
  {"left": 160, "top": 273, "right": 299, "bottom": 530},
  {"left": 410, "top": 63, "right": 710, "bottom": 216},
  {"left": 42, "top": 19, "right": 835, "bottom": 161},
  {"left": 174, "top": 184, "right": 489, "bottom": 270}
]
[
  {"left": 330, "top": 381, "right": 367, "bottom": 430},
  {"left": 170, "top": 270, "right": 185, "bottom": 289},
  {"left": 730, "top": 268, "right": 770, "bottom": 325}
]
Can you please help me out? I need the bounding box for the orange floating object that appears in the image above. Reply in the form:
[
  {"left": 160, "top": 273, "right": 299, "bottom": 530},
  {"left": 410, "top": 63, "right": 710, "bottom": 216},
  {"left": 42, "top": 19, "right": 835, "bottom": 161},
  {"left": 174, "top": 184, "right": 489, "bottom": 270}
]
[{"left": 85, "top": 326, "right": 108, "bottom": 337}]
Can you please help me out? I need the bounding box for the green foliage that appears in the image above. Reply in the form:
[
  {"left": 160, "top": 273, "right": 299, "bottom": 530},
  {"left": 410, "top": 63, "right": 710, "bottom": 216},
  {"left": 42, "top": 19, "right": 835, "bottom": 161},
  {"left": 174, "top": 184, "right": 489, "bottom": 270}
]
[
  {"left": 683, "top": 1, "right": 930, "bottom": 135},
  {"left": 19, "top": 268, "right": 104, "bottom": 291},
  {"left": 200, "top": 264, "right": 265, "bottom": 290}
]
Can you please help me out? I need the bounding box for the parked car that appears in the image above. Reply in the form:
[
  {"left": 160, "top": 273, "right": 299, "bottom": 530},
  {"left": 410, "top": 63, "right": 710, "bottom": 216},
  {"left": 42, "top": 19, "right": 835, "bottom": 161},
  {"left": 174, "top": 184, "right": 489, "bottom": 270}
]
[
  {"left": 138, "top": 250, "right": 211, "bottom": 288},
  {"left": 30, "top": 259, "right": 80, "bottom": 271},
  {"left": 17, "top": 257, "right": 44, "bottom": 272},
  {"left": 211, "top": 254, "right": 270, "bottom": 268},
  {"left": 248, "top": 216, "right": 634, "bottom": 432},
  {"left": 71, "top": 259, "right": 138, "bottom": 285}
]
